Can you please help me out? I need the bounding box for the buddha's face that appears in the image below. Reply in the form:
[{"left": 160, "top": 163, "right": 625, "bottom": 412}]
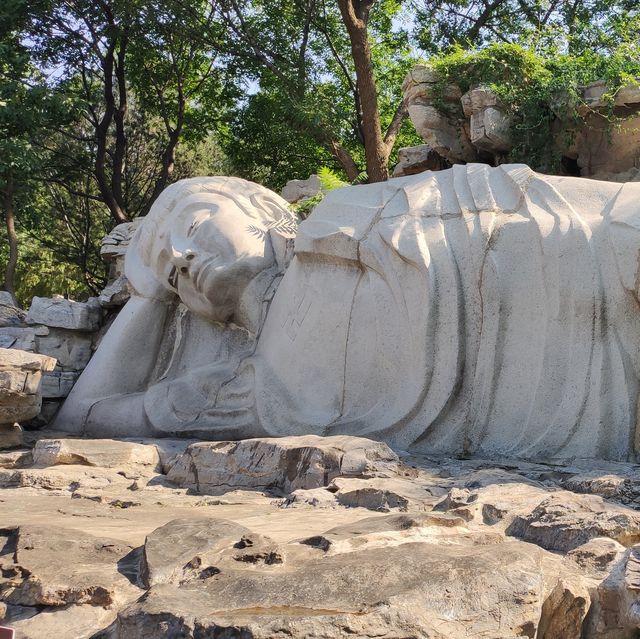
[{"left": 152, "top": 192, "right": 274, "bottom": 322}]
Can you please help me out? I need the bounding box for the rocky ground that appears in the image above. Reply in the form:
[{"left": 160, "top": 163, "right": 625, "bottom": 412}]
[{"left": 1, "top": 433, "right": 640, "bottom": 638}]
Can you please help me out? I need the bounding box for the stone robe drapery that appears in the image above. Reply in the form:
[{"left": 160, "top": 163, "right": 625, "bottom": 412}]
[{"left": 253, "top": 164, "right": 640, "bottom": 461}]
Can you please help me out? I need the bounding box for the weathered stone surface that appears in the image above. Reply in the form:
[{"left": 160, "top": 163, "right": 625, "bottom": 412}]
[
  {"left": 141, "top": 517, "right": 251, "bottom": 587},
  {"left": 0, "top": 423, "right": 23, "bottom": 449},
  {"left": 0, "top": 464, "right": 133, "bottom": 492},
  {"left": 567, "top": 537, "right": 626, "bottom": 577},
  {"left": 26, "top": 296, "right": 101, "bottom": 332},
  {"left": 124, "top": 437, "right": 195, "bottom": 473},
  {"left": 35, "top": 329, "right": 93, "bottom": 371},
  {"left": 392, "top": 143, "right": 449, "bottom": 176},
  {"left": 167, "top": 435, "right": 400, "bottom": 495},
  {"left": 0, "top": 326, "right": 44, "bottom": 351},
  {"left": 0, "top": 449, "right": 32, "bottom": 469},
  {"left": 40, "top": 370, "right": 78, "bottom": 398},
  {"left": 562, "top": 472, "right": 640, "bottom": 507},
  {"left": 434, "top": 480, "right": 550, "bottom": 526},
  {"left": 100, "top": 220, "right": 141, "bottom": 264},
  {"left": 4, "top": 435, "right": 640, "bottom": 638},
  {"left": 407, "top": 103, "right": 473, "bottom": 162},
  {"left": 98, "top": 274, "right": 132, "bottom": 308},
  {"left": 537, "top": 576, "right": 591, "bottom": 639},
  {"left": 0, "top": 292, "right": 25, "bottom": 328},
  {"left": 280, "top": 174, "right": 322, "bottom": 203},
  {"left": 117, "top": 539, "right": 550, "bottom": 638},
  {"left": 0, "top": 525, "right": 140, "bottom": 607},
  {"left": 506, "top": 493, "right": 640, "bottom": 552},
  {"left": 329, "top": 476, "right": 441, "bottom": 512},
  {"left": 469, "top": 104, "right": 511, "bottom": 152},
  {"left": 9, "top": 604, "right": 116, "bottom": 639},
  {"left": 32, "top": 438, "right": 161, "bottom": 471},
  {"left": 280, "top": 486, "right": 339, "bottom": 508},
  {"left": 0, "top": 348, "right": 56, "bottom": 428},
  {"left": 299, "top": 511, "right": 478, "bottom": 555},
  {"left": 588, "top": 545, "right": 640, "bottom": 637}
]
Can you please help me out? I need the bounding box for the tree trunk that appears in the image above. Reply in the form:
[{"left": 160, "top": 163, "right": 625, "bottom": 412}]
[
  {"left": 2, "top": 171, "right": 19, "bottom": 301},
  {"left": 329, "top": 140, "right": 360, "bottom": 181},
  {"left": 336, "top": 0, "right": 388, "bottom": 182}
]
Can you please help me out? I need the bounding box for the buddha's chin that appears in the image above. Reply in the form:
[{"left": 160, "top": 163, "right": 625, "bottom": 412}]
[{"left": 178, "top": 279, "right": 237, "bottom": 325}]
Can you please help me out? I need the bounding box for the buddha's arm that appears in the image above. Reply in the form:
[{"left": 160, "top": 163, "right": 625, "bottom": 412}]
[{"left": 53, "top": 295, "right": 170, "bottom": 433}]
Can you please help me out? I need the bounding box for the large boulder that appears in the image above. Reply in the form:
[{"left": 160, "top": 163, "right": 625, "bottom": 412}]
[
  {"left": 26, "top": 297, "right": 101, "bottom": 332},
  {"left": 0, "top": 348, "right": 56, "bottom": 447},
  {"left": 32, "top": 438, "right": 161, "bottom": 472},
  {"left": 280, "top": 174, "right": 322, "bottom": 204},
  {"left": 0, "top": 525, "right": 140, "bottom": 608},
  {"left": 0, "top": 291, "right": 25, "bottom": 328},
  {"left": 506, "top": 493, "right": 640, "bottom": 552},
  {"left": 117, "top": 528, "right": 551, "bottom": 638},
  {"left": 392, "top": 144, "right": 449, "bottom": 177},
  {"left": 166, "top": 435, "right": 400, "bottom": 495}
]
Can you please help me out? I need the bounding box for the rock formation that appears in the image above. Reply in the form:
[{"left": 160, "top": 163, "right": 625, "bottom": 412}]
[
  {"left": 0, "top": 349, "right": 56, "bottom": 448},
  {"left": 57, "top": 166, "right": 640, "bottom": 463},
  {"left": 0, "top": 221, "right": 144, "bottom": 426},
  {"left": 280, "top": 174, "right": 322, "bottom": 203},
  {"left": 402, "top": 64, "right": 640, "bottom": 180},
  {"left": 1, "top": 433, "right": 640, "bottom": 637}
]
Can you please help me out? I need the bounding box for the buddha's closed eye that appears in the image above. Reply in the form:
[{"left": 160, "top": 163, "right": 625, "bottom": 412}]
[{"left": 168, "top": 265, "right": 179, "bottom": 290}]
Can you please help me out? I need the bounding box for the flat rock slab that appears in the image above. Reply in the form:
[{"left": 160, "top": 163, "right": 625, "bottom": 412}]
[
  {"left": 8, "top": 603, "right": 116, "bottom": 639},
  {"left": 507, "top": 493, "right": 640, "bottom": 552},
  {"left": 117, "top": 539, "right": 547, "bottom": 639},
  {"left": 0, "top": 525, "right": 141, "bottom": 608},
  {"left": 25, "top": 297, "right": 101, "bottom": 332},
  {"left": 0, "top": 465, "right": 133, "bottom": 492},
  {"left": 142, "top": 517, "right": 252, "bottom": 587},
  {"left": 33, "top": 438, "right": 161, "bottom": 472},
  {"left": 167, "top": 435, "right": 400, "bottom": 495}
]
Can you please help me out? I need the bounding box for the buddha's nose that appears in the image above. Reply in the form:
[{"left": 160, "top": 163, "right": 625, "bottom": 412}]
[{"left": 172, "top": 247, "right": 196, "bottom": 274}]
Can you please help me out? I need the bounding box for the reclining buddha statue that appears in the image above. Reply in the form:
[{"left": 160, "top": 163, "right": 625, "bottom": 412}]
[{"left": 55, "top": 165, "right": 640, "bottom": 462}]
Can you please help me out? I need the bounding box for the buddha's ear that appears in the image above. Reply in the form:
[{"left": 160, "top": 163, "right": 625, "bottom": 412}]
[{"left": 249, "top": 193, "right": 298, "bottom": 239}]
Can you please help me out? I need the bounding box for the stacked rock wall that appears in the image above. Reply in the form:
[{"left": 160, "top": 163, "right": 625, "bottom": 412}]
[
  {"left": 0, "top": 348, "right": 55, "bottom": 446},
  {"left": 0, "top": 220, "right": 138, "bottom": 426},
  {"left": 0, "top": 296, "right": 103, "bottom": 425}
]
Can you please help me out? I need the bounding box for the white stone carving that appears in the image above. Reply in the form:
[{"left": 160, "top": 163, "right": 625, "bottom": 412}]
[{"left": 56, "top": 167, "right": 640, "bottom": 462}]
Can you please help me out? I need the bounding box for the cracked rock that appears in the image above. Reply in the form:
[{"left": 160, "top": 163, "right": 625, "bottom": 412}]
[{"left": 166, "top": 435, "right": 400, "bottom": 495}]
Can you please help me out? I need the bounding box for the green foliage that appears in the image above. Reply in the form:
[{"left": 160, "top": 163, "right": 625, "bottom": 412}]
[
  {"left": 317, "top": 167, "right": 348, "bottom": 191},
  {"left": 428, "top": 42, "right": 640, "bottom": 169},
  {"left": 225, "top": 90, "right": 336, "bottom": 191},
  {"left": 291, "top": 192, "right": 323, "bottom": 220},
  {"left": 0, "top": 231, "right": 94, "bottom": 306},
  {"left": 291, "top": 167, "right": 349, "bottom": 219},
  {"left": 411, "top": 0, "right": 640, "bottom": 57}
]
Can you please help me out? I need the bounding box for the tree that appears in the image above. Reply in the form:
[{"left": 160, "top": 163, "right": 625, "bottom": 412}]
[
  {"left": 213, "top": 0, "right": 417, "bottom": 184},
  {"left": 0, "top": 0, "right": 65, "bottom": 299},
  {"left": 30, "top": 0, "right": 234, "bottom": 223},
  {"left": 411, "top": 0, "right": 640, "bottom": 55},
  {"left": 336, "top": 0, "right": 404, "bottom": 181}
]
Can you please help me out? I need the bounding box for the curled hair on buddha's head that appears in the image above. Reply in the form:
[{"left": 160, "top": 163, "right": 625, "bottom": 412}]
[{"left": 125, "top": 177, "right": 297, "bottom": 299}]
